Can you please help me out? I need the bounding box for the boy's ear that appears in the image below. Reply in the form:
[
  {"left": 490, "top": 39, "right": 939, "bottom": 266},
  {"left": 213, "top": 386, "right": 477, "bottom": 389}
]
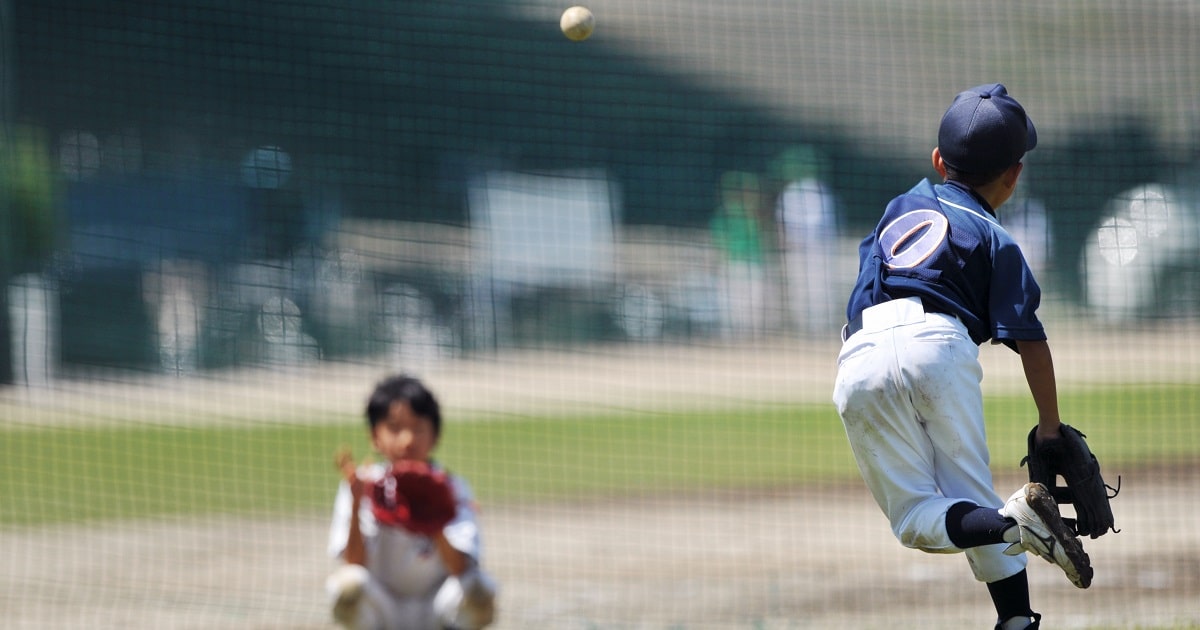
[
  {"left": 1004, "top": 161, "right": 1024, "bottom": 189},
  {"left": 931, "top": 148, "right": 949, "bottom": 179}
]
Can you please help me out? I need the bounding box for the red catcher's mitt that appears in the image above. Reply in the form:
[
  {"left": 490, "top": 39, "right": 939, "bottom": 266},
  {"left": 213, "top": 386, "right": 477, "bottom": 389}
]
[{"left": 370, "top": 460, "right": 457, "bottom": 535}]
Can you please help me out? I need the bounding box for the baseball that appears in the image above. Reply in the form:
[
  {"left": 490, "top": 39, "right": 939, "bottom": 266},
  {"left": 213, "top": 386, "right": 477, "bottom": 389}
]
[{"left": 560, "top": 6, "right": 595, "bottom": 41}]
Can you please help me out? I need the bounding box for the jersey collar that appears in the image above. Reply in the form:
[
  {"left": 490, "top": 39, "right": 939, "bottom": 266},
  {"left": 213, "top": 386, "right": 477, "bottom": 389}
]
[{"left": 942, "top": 180, "right": 997, "bottom": 217}]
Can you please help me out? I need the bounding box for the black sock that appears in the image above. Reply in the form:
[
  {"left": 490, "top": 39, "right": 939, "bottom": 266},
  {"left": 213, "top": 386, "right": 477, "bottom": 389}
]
[
  {"left": 987, "top": 570, "right": 1035, "bottom": 623},
  {"left": 945, "top": 501, "right": 1014, "bottom": 548}
]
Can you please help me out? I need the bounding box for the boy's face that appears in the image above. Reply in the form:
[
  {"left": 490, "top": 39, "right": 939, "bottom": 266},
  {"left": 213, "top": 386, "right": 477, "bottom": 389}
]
[{"left": 371, "top": 401, "right": 438, "bottom": 463}]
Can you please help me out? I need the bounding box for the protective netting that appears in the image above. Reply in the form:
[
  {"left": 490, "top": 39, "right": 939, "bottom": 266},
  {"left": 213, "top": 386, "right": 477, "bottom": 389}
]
[{"left": 2, "top": 1, "right": 1198, "bottom": 628}]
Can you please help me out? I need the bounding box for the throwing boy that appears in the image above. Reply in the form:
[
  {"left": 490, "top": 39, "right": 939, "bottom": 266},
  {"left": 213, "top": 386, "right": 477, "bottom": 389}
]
[{"left": 832, "top": 84, "right": 1090, "bottom": 630}]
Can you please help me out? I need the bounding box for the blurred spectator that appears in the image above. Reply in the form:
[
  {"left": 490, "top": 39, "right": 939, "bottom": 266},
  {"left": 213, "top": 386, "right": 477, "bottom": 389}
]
[
  {"left": 709, "top": 170, "right": 768, "bottom": 339},
  {"left": 142, "top": 259, "right": 208, "bottom": 374},
  {"left": 771, "top": 145, "right": 840, "bottom": 337},
  {"left": 3, "top": 123, "right": 63, "bottom": 385}
]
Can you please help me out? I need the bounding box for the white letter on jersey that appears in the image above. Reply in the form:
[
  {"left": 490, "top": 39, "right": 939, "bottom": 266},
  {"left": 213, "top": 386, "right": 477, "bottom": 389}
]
[{"left": 878, "top": 209, "right": 949, "bottom": 269}]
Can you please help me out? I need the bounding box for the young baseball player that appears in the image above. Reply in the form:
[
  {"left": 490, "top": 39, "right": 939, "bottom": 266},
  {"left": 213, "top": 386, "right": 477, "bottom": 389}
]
[
  {"left": 326, "top": 374, "right": 497, "bottom": 630},
  {"left": 832, "top": 84, "right": 1090, "bottom": 630}
]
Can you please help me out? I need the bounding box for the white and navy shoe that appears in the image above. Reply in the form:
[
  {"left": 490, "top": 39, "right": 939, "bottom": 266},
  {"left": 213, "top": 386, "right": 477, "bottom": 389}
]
[{"left": 1000, "top": 482, "right": 1093, "bottom": 589}]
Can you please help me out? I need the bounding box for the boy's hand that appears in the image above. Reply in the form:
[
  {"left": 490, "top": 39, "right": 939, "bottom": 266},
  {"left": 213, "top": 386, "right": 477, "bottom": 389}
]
[
  {"left": 1021, "top": 424, "right": 1120, "bottom": 538},
  {"left": 334, "top": 446, "right": 365, "bottom": 501}
]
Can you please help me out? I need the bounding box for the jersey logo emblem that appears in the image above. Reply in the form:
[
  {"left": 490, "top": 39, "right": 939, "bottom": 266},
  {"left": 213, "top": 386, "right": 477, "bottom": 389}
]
[{"left": 878, "top": 209, "right": 949, "bottom": 269}]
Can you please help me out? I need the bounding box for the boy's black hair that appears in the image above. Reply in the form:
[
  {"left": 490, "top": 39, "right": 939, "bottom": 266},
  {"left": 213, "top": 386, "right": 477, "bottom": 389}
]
[
  {"left": 365, "top": 374, "right": 442, "bottom": 437},
  {"left": 943, "top": 163, "right": 1013, "bottom": 190}
]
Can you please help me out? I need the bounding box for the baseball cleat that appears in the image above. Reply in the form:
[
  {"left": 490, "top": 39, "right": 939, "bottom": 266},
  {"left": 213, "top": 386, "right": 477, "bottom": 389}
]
[{"left": 1000, "top": 482, "right": 1093, "bottom": 588}]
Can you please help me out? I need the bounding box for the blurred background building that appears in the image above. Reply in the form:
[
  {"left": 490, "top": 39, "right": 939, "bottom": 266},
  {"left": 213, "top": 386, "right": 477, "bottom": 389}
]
[{"left": 2, "top": 0, "right": 1198, "bottom": 381}]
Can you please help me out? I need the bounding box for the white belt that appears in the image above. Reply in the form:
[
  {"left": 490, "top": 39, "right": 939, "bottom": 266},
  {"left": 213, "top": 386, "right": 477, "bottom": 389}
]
[{"left": 841, "top": 297, "right": 928, "bottom": 341}]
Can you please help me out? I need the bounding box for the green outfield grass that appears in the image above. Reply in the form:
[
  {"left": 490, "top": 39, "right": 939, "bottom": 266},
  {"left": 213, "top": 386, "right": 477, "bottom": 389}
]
[{"left": 1, "top": 383, "right": 1196, "bottom": 527}]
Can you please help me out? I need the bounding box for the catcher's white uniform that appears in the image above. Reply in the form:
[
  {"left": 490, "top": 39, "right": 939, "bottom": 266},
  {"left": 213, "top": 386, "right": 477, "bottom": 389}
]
[{"left": 326, "top": 462, "right": 496, "bottom": 630}]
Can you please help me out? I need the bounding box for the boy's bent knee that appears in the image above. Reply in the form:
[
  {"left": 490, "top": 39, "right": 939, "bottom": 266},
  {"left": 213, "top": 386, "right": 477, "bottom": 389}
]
[
  {"left": 897, "top": 528, "right": 960, "bottom": 554},
  {"left": 891, "top": 498, "right": 962, "bottom": 554}
]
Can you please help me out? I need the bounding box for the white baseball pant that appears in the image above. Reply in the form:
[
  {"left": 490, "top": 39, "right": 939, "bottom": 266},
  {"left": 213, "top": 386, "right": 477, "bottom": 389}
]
[{"left": 832, "top": 297, "right": 1026, "bottom": 583}]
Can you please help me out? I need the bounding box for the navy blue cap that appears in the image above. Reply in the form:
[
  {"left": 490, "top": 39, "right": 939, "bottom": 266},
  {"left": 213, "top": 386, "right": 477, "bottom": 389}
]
[{"left": 938, "top": 83, "right": 1037, "bottom": 174}]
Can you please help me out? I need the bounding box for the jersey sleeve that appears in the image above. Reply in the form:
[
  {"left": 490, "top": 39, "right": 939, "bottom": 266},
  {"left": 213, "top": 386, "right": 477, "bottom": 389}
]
[
  {"left": 988, "top": 234, "right": 1046, "bottom": 347},
  {"left": 442, "top": 474, "right": 484, "bottom": 562}
]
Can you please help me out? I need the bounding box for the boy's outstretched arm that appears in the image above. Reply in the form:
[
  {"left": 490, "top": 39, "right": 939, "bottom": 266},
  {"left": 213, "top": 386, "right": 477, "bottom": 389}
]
[
  {"left": 335, "top": 448, "right": 367, "bottom": 566},
  {"left": 1015, "top": 339, "right": 1062, "bottom": 442}
]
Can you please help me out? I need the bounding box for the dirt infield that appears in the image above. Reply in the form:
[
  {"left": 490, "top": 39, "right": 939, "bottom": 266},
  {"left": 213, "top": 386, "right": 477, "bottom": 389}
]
[
  {"left": 3, "top": 469, "right": 1197, "bottom": 629},
  {"left": 3, "top": 323, "right": 1199, "bottom": 629}
]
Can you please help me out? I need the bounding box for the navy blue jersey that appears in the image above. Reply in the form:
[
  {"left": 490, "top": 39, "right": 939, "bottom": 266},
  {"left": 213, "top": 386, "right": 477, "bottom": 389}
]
[{"left": 844, "top": 179, "right": 1045, "bottom": 349}]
